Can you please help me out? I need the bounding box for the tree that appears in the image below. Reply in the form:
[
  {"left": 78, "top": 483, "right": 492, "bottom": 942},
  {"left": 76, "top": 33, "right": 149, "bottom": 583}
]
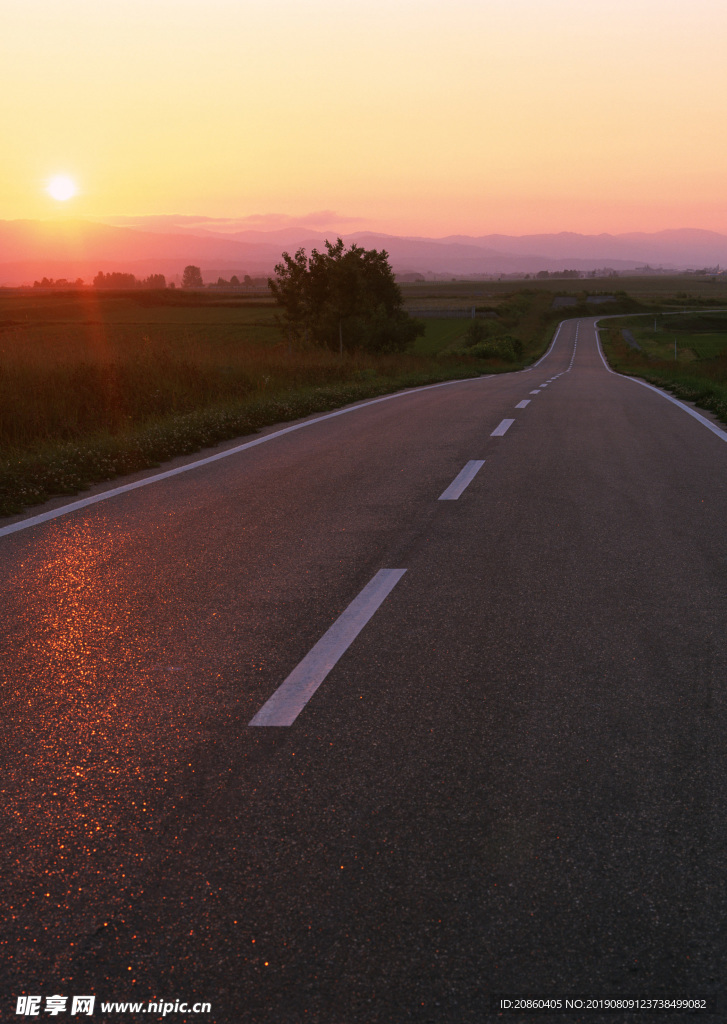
[
  {"left": 268, "top": 238, "right": 423, "bottom": 353},
  {"left": 182, "top": 265, "right": 204, "bottom": 289},
  {"left": 268, "top": 247, "right": 310, "bottom": 343}
]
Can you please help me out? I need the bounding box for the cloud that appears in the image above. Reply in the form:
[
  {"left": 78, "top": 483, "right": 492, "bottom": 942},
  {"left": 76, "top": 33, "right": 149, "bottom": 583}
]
[
  {"left": 100, "top": 211, "right": 370, "bottom": 235},
  {"left": 231, "top": 210, "right": 368, "bottom": 230}
]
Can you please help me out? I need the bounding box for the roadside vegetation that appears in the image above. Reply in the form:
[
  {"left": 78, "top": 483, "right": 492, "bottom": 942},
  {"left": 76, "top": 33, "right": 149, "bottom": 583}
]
[
  {"left": 2, "top": 271, "right": 726, "bottom": 517},
  {"left": 598, "top": 311, "right": 727, "bottom": 429}
]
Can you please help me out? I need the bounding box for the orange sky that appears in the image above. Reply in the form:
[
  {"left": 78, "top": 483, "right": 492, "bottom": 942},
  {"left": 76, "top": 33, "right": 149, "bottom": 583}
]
[{"left": 2, "top": 0, "right": 726, "bottom": 236}]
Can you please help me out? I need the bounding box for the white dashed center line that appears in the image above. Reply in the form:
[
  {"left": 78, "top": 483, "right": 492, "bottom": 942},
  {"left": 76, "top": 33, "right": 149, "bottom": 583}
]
[
  {"left": 567, "top": 328, "right": 578, "bottom": 371},
  {"left": 491, "top": 419, "right": 515, "bottom": 436},
  {"left": 438, "top": 460, "right": 486, "bottom": 500},
  {"left": 515, "top": 400, "right": 530, "bottom": 409},
  {"left": 530, "top": 390, "right": 540, "bottom": 395},
  {"left": 249, "top": 569, "right": 407, "bottom": 727}
]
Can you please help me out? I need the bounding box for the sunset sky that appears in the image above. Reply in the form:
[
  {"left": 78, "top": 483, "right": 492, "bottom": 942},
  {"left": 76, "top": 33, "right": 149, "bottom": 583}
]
[{"left": 3, "top": 0, "right": 726, "bottom": 236}]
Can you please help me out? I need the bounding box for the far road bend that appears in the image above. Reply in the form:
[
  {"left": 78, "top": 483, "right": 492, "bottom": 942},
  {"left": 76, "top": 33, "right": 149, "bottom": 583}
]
[{"left": 2, "top": 319, "right": 726, "bottom": 1022}]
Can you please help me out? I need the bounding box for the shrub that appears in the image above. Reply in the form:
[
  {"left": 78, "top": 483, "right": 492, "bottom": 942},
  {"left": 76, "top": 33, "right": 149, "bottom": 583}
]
[{"left": 449, "top": 334, "right": 523, "bottom": 362}]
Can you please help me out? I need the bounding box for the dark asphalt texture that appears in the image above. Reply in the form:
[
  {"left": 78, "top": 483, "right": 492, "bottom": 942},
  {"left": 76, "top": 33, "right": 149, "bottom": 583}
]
[{"left": 2, "top": 318, "right": 727, "bottom": 1024}]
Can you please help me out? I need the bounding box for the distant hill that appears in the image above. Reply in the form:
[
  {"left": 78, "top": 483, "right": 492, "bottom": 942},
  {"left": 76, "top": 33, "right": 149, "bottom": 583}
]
[
  {"left": 1, "top": 218, "right": 726, "bottom": 286},
  {"left": 439, "top": 229, "right": 727, "bottom": 265}
]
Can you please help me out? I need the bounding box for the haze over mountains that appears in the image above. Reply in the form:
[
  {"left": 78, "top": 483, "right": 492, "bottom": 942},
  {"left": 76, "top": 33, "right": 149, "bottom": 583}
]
[{"left": 1, "top": 216, "right": 726, "bottom": 286}]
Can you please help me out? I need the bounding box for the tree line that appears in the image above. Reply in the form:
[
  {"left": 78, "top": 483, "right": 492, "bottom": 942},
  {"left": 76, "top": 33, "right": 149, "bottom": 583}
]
[
  {"left": 30, "top": 269, "right": 265, "bottom": 290},
  {"left": 93, "top": 272, "right": 167, "bottom": 289},
  {"left": 33, "top": 277, "right": 85, "bottom": 289},
  {"left": 182, "top": 267, "right": 267, "bottom": 289}
]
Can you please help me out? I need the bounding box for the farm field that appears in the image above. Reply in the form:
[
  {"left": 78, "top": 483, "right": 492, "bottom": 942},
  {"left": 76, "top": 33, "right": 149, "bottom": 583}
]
[{"left": 400, "top": 273, "right": 727, "bottom": 305}]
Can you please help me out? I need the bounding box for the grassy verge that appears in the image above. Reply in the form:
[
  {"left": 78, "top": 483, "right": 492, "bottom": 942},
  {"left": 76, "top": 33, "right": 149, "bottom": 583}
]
[{"left": 598, "top": 315, "right": 727, "bottom": 430}]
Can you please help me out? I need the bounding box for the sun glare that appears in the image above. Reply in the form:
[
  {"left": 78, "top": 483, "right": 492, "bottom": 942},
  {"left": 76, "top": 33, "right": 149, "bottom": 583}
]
[{"left": 47, "top": 175, "right": 78, "bottom": 201}]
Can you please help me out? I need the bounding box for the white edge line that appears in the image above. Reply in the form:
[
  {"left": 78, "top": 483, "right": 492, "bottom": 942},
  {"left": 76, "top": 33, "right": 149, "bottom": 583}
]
[
  {"left": 438, "top": 460, "right": 486, "bottom": 500},
  {"left": 249, "top": 568, "right": 407, "bottom": 726},
  {"left": 2, "top": 317, "right": 576, "bottom": 540},
  {"left": 491, "top": 418, "right": 515, "bottom": 436},
  {"left": 0, "top": 376, "right": 490, "bottom": 540},
  {"left": 594, "top": 322, "right": 727, "bottom": 444},
  {"left": 525, "top": 320, "right": 563, "bottom": 371}
]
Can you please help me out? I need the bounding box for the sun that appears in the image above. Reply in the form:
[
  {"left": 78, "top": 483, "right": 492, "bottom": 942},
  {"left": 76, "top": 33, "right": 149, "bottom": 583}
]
[{"left": 47, "top": 175, "right": 78, "bottom": 201}]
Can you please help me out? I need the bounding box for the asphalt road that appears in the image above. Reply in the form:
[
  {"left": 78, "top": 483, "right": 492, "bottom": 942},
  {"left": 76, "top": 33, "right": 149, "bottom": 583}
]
[{"left": 2, "top": 318, "right": 726, "bottom": 1024}]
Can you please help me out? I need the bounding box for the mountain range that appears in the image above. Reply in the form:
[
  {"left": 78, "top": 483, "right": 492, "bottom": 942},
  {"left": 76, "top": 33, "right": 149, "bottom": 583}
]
[{"left": 1, "top": 218, "right": 725, "bottom": 286}]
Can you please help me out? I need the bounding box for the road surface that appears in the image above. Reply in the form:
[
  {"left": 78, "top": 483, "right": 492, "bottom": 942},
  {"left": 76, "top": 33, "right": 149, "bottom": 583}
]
[{"left": 2, "top": 318, "right": 726, "bottom": 1022}]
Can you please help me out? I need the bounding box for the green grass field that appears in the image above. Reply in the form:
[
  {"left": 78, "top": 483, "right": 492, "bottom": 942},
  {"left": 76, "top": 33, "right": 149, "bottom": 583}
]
[{"left": 410, "top": 319, "right": 474, "bottom": 356}]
